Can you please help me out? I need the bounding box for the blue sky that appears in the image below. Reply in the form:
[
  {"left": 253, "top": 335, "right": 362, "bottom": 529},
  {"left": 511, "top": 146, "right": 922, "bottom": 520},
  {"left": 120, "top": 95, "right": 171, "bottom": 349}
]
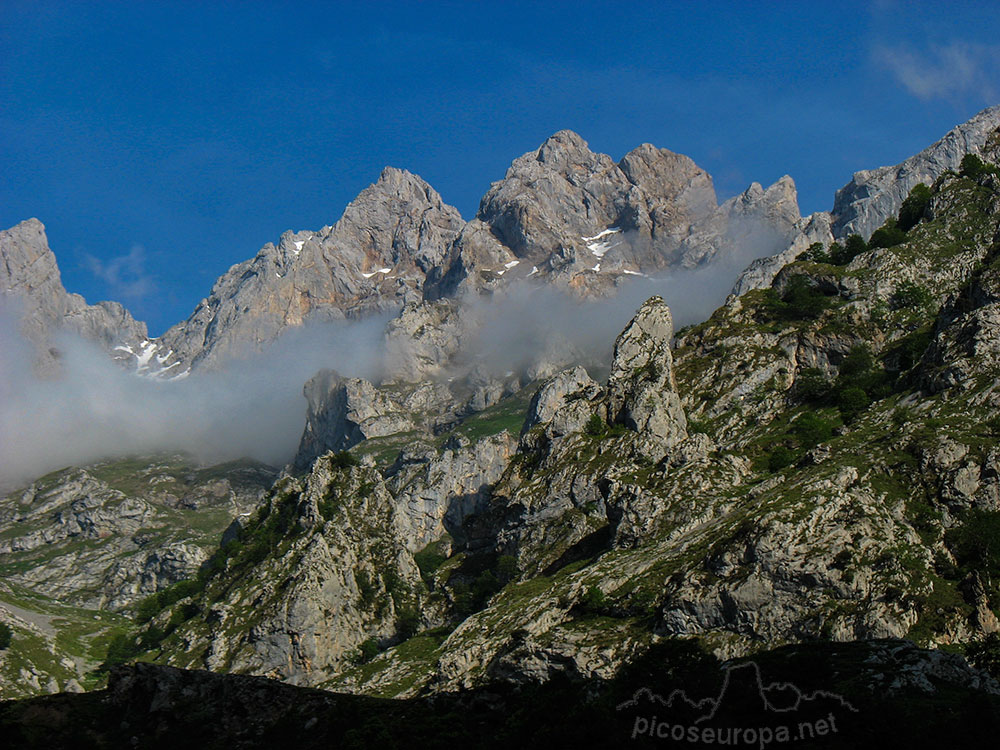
[{"left": 2, "top": 1, "right": 999, "bottom": 335}]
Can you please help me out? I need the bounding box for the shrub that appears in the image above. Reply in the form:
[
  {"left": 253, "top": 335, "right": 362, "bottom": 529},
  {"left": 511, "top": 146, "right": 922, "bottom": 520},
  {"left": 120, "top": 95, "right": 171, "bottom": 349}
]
[
  {"left": 329, "top": 451, "right": 360, "bottom": 469},
  {"left": 355, "top": 570, "right": 377, "bottom": 606},
  {"left": 135, "top": 594, "right": 163, "bottom": 624},
  {"left": 414, "top": 545, "right": 448, "bottom": 585},
  {"left": 966, "top": 633, "right": 1000, "bottom": 678},
  {"left": 869, "top": 217, "right": 907, "bottom": 250},
  {"left": 578, "top": 585, "right": 608, "bottom": 614},
  {"left": 102, "top": 632, "right": 141, "bottom": 669},
  {"left": 497, "top": 555, "right": 519, "bottom": 583},
  {"left": 897, "top": 183, "right": 931, "bottom": 232},
  {"left": 837, "top": 386, "right": 870, "bottom": 423},
  {"left": 767, "top": 446, "right": 796, "bottom": 472},
  {"left": 830, "top": 235, "right": 867, "bottom": 265},
  {"left": 763, "top": 276, "right": 830, "bottom": 321},
  {"left": 355, "top": 637, "right": 380, "bottom": 664},
  {"left": 0, "top": 622, "right": 11, "bottom": 650},
  {"left": 947, "top": 509, "right": 1000, "bottom": 582},
  {"left": 782, "top": 276, "right": 830, "bottom": 319},
  {"left": 891, "top": 281, "right": 933, "bottom": 311},
  {"left": 798, "top": 242, "right": 830, "bottom": 263},
  {"left": 793, "top": 367, "right": 830, "bottom": 403},
  {"left": 396, "top": 608, "right": 421, "bottom": 640},
  {"left": 792, "top": 413, "right": 834, "bottom": 449},
  {"left": 960, "top": 153, "right": 992, "bottom": 180},
  {"left": 584, "top": 414, "right": 606, "bottom": 437}
]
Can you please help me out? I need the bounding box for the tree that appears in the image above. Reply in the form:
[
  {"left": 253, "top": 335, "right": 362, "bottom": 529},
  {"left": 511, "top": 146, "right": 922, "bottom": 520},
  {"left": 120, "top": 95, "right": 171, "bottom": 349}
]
[
  {"left": 0, "top": 622, "right": 11, "bottom": 650},
  {"left": 837, "top": 386, "right": 870, "bottom": 423},
  {"left": 960, "top": 153, "right": 988, "bottom": 179},
  {"left": 897, "top": 183, "right": 931, "bottom": 232},
  {"left": 830, "top": 235, "right": 867, "bottom": 265},
  {"left": 869, "top": 217, "right": 907, "bottom": 250},
  {"left": 966, "top": 633, "right": 1000, "bottom": 678}
]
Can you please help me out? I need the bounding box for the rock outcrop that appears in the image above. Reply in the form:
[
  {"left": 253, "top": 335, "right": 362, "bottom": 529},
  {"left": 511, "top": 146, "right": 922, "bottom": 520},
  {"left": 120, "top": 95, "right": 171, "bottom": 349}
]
[
  {"left": 296, "top": 371, "right": 416, "bottom": 467},
  {"left": 833, "top": 104, "right": 1000, "bottom": 239},
  {"left": 606, "top": 296, "right": 687, "bottom": 451},
  {"left": 0, "top": 219, "right": 148, "bottom": 373},
  {"left": 155, "top": 168, "right": 466, "bottom": 373}
]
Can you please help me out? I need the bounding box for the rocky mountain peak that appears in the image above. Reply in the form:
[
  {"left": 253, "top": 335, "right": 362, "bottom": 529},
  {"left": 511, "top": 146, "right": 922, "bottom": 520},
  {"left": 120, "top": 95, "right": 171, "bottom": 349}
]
[
  {"left": 534, "top": 129, "right": 595, "bottom": 167},
  {"left": 832, "top": 104, "right": 1000, "bottom": 239},
  {"left": 1, "top": 218, "right": 148, "bottom": 373}
]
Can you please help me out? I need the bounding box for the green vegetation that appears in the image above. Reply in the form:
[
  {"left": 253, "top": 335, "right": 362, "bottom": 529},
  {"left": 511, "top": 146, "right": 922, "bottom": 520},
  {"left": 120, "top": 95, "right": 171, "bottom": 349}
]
[
  {"left": 947, "top": 509, "right": 1000, "bottom": 585},
  {"left": 135, "top": 579, "right": 203, "bottom": 623},
  {"left": 829, "top": 234, "right": 868, "bottom": 266},
  {"left": 328, "top": 451, "right": 360, "bottom": 469},
  {"left": 960, "top": 153, "right": 1000, "bottom": 180},
  {"left": 891, "top": 280, "right": 933, "bottom": 311},
  {"left": 0, "top": 622, "right": 11, "bottom": 650},
  {"left": 798, "top": 242, "right": 830, "bottom": 263},
  {"left": 897, "top": 183, "right": 931, "bottom": 232},
  {"left": 761, "top": 275, "right": 830, "bottom": 321},
  {"left": 584, "top": 413, "right": 604, "bottom": 436},
  {"left": 413, "top": 540, "right": 449, "bottom": 586},
  {"left": 966, "top": 633, "right": 1000, "bottom": 678},
  {"left": 868, "top": 217, "right": 907, "bottom": 250},
  {"left": 583, "top": 413, "right": 626, "bottom": 438}
]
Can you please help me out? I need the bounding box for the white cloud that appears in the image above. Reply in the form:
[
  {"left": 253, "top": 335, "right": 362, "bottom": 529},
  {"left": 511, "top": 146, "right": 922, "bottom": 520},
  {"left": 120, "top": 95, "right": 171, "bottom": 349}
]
[
  {"left": 873, "top": 41, "right": 1000, "bottom": 102},
  {"left": 81, "top": 243, "right": 155, "bottom": 299}
]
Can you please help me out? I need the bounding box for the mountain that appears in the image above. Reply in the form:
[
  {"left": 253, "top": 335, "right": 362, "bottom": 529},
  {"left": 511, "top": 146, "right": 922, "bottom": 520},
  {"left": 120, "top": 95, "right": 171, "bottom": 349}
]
[
  {"left": 733, "top": 104, "right": 1000, "bottom": 295},
  {"left": 4, "top": 108, "right": 1000, "bottom": 735},
  {"left": 79, "top": 130, "right": 1000, "bottom": 703},
  {"left": 16, "top": 130, "right": 808, "bottom": 377},
  {"left": 832, "top": 104, "right": 1000, "bottom": 239},
  {"left": 0, "top": 219, "right": 148, "bottom": 374}
]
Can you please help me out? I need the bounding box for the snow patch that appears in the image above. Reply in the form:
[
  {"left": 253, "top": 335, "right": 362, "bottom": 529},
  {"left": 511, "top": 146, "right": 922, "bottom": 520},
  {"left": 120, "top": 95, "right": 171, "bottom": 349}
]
[
  {"left": 622, "top": 269, "right": 647, "bottom": 277},
  {"left": 581, "top": 227, "right": 621, "bottom": 242},
  {"left": 582, "top": 226, "right": 622, "bottom": 258},
  {"left": 504, "top": 260, "right": 519, "bottom": 269},
  {"left": 528, "top": 266, "right": 539, "bottom": 276},
  {"left": 361, "top": 268, "right": 392, "bottom": 279},
  {"left": 293, "top": 240, "right": 305, "bottom": 254},
  {"left": 135, "top": 341, "right": 157, "bottom": 370}
]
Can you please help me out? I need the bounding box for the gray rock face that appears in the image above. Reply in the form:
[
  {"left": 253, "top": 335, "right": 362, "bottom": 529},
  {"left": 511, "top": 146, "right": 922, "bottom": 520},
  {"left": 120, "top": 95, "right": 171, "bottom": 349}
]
[
  {"left": 155, "top": 168, "right": 465, "bottom": 373},
  {"left": 730, "top": 106, "right": 1000, "bottom": 298},
  {"left": 383, "top": 299, "right": 466, "bottom": 381},
  {"left": 0, "top": 219, "right": 148, "bottom": 373},
  {"left": 296, "top": 371, "right": 416, "bottom": 467},
  {"left": 833, "top": 105, "right": 1000, "bottom": 239},
  {"left": 427, "top": 131, "right": 800, "bottom": 300},
  {"left": 606, "top": 296, "right": 687, "bottom": 452},
  {"left": 730, "top": 211, "right": 834, "bottom": 296},
  {"left": 521, "top": 366, "right": 601, "bottom": 439},
  {"left": 170, "top": 459, "right": 426, "bottom": 686},
  {"left": 386, "top": 432, "right": 517, "bottom": 550}
]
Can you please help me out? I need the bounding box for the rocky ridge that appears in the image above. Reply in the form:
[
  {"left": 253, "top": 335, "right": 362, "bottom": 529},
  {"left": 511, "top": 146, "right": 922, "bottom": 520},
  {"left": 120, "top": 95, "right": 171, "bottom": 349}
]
[
  {"left": 0, "top": 219, "right": 149, "bottom": 375},
  {"left": 115, "top": 142, "right": 1000, "bottom": 703}
]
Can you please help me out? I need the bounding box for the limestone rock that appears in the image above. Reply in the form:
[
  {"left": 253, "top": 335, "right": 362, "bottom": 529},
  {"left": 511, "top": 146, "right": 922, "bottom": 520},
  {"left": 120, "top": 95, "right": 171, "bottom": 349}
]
[
  {"left": 0, "top": 219, "right": 148, "bottom": 373},
  {"left": 606, "top": 296, "right": 687, "bottom": 450},
  {"left": 520, "top": 366, "right": 602, "bottom": 439},
  {"left": 833, "top": 105, "right": 1000, "bottom": 239},
  {"left": 296, "top": 371, "right": 415, "bottom": 468},
  {"left": 156, "top": 168, "right": 465, "bottom": 372}
]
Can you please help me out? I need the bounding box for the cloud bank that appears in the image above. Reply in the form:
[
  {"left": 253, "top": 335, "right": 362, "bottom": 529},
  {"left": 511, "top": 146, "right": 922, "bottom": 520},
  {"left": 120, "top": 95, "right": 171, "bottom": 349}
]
[{"left": 0, "top": 223, "right": 784, "bottom": 489}]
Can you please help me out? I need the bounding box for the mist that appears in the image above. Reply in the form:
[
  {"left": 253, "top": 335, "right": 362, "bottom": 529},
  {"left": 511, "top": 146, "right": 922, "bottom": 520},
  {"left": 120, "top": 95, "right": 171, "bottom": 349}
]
[
  {"left": 0, "top": 220, "right": 785, "bottom": 489},
  {"left": 0, "top": 311, "right": 389, "bottom": 489}
]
